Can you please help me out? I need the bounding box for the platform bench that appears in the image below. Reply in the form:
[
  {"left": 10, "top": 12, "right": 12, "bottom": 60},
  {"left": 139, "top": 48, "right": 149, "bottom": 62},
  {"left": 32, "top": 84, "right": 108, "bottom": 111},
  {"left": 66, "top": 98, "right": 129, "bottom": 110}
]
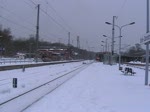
[{"left": 121, "top": 67, "right": 136, "bottom": 76}]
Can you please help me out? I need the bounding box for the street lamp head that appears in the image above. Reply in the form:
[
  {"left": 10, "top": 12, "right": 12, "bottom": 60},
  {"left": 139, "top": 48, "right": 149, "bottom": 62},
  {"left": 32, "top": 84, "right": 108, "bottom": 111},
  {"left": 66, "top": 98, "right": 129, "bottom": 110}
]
[
  {"left": 105, "top": 22, "right": 112, "bottom": 25},
  {"left": 103, "top": 35, "right": 107, "bottom": 37},
  {"left": 129, "top": 22, "right": 135, "bottom": 25}
]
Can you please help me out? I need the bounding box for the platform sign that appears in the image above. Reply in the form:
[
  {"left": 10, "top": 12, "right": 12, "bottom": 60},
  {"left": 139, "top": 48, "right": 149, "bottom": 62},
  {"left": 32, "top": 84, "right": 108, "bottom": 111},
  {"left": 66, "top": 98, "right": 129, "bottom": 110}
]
[
  {"left": 140, "top": 32, "right": 150, "bottom": 44},
  {"left": 13, "top": 78, "right": 17, "bottom": 88}
]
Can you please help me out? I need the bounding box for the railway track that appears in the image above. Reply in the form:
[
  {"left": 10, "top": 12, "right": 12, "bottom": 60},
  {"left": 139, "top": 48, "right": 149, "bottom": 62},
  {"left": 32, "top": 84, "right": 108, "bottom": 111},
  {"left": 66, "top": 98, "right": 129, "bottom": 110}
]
[
  {"left": 0, "top": 61, "right": 92, "bottom": 112},
  {"left": 124, "top": 62, "right": 150, "bottom": 70}
]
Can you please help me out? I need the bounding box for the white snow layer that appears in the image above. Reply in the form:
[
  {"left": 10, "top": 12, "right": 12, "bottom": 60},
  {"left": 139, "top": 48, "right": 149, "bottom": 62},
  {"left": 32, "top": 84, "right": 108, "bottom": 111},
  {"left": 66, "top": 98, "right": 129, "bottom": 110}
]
[{"left": 23, "top": 62, "right": 150, "bottom": 112}]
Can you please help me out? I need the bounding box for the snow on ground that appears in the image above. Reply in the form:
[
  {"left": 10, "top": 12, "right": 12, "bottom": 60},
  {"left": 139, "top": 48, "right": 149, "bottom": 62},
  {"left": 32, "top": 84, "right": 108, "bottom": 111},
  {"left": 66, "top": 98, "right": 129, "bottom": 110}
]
[
  {"left": 0, "top": 61, "right": 150, "bottom": 112},
  {"left": 23, "top": 62, "right": 150, "bottom": 112},
  {"left": 0, "top": 61, "right": 86, "bottom": 103}
]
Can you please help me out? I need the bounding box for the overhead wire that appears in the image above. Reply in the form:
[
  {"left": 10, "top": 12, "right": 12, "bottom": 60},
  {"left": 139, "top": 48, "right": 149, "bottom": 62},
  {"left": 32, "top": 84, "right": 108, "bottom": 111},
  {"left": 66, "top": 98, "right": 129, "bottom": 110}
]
[
  {"left": 22, "top": 0, "right": 35, "bottom": 10},
  {"left": 28, "top": 0, "right": 37, "bottom": 6},
  {"left": 0, "top": 5, "right": 35, "bottom": 27},
  {"left": 116, "top": 0, "right": 128, "bottom": 19},
  {"left": 26, "top": 0, "right": 71, "bottom": 42},
  {"left": 0, "top": 0, "right": 37, "bottom": 37},
  {"left": 0, "top": 15, "right": 35, "bottom": 32},
  {"left": 40, "top": 8, "right": 69, "bottom": 33},
  {"left": 28, "top": 0, "right": 75, "bottom": 34},
  {"left": 22, "top": 0, "right": 58, "bottom": 40},
  {"left": 1, "top": 0, "right": 76, "bottom": 44},
  {"left": 0, "top": 0, "right": 59, "bottom": 41},
  {"left": 45, "top": 0, "right": 75, "bottom": 33},
  {"left": 42, "top": 0, "right": 79, "bottom": 45},
  {"left": 47, "top": 1, "right": 79, "bottom": 38}
]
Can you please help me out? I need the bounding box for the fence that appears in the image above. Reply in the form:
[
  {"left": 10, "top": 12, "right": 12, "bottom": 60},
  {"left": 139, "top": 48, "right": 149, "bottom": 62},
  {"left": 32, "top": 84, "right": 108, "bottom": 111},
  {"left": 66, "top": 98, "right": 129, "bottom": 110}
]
[{"left": 0, "top": 58, "right": 35, "bottom": 65}]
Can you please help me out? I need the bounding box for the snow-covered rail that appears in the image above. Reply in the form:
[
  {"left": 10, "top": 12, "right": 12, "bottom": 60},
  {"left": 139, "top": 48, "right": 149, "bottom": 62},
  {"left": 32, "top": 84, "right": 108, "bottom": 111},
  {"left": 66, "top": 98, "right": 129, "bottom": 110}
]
[{"left": 0, "top": 62, "right": 91, "bottom": 112}]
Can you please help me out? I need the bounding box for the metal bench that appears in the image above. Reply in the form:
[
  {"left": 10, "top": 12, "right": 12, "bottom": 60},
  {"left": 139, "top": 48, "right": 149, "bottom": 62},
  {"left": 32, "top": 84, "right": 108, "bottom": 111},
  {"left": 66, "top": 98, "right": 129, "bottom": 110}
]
[{"left": 121, "top": 67, "right": 136, "bottom": 75}]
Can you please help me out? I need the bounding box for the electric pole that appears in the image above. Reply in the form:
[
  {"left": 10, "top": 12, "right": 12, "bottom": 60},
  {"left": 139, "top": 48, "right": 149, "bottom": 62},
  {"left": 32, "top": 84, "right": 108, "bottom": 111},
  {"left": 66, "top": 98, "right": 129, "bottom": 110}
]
[
  {"left": 111, "top": 16, "right": 116, "bottom": 65},
  {"left": 36, "top": 4, "right": 40, "bottom": 62},
  {"left": 77, "top": 36, "right": 80, "bottom": 59},
  {"left": 77, "top": 36, "right": 80, "bottom": 49},
  {"left": 68, "top": 32, "right": 70, "bottom": 47},
  {"left": 145, "top": 0, "right": 149, "bottom": 85},
  {"left": 68, "top": 32, "right": 71, "bottom": 59},
  {"left": 112, "top": 16, "right": 115, "bottom": 55}
]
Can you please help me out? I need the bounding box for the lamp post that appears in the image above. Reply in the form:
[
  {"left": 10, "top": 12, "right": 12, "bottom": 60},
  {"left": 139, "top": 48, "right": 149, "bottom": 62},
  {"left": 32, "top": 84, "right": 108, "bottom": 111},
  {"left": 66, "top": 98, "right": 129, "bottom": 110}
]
[
  {"left": 102, "top": 35, "right": 108, "bottom": 52},
  {"left": 101, "top": 45, "right": 104, "bottom": 52},
  {"left": 0, "top": 36, "right": 3, "bottom": 58},
  {"left": 29, "top": 43, "right": 33, "bottom": 60},
  {"left": 103, "top": 35, "right": 118, "bottom": 52},
  {"left": 145, "top": 0, "right": 149, "bottom": 85},
  {"left": 104, "top": 16, "right": 117, "bottom": 65},
  {"left": 101, "top": 39, "right": 108, "bottom": 52},
  {"left": 105, "top": 22, "right": 135, "bottom": 69},
  {"left": 89, "top": 47, "right": 94, "bottom": 60}
]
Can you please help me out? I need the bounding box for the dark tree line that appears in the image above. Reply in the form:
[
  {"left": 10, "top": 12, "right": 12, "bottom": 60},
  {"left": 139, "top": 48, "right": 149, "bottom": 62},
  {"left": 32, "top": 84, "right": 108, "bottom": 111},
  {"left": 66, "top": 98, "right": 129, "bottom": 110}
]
[
  {"left": 0, "top": 25, "right": 13, "bottom": 56},
  {"left": 0, "top": 26, "right": 93, "bottom": 59},
  {"left": 123, "top": 43, "right": 145, "bottom": 57},
  {"left": 0, "top": 25, "right": 147, "bottom": 60}
]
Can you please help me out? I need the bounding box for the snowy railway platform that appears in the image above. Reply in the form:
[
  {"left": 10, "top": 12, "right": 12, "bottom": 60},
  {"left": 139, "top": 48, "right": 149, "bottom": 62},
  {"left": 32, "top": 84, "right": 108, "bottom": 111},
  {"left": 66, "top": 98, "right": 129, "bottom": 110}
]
[
  {"left": 0, "top": 61, "right": 150, "bottom": 112},
  {"left": 24, "top": 62, "right": 150, "bottom": 112}
]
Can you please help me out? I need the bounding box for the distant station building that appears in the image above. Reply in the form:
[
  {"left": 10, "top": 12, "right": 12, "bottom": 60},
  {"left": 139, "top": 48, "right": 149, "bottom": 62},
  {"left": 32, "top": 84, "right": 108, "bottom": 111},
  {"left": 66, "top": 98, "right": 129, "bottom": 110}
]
[
  {"left": 15, "top": 53, "right": 26, "bottom": 59},
  {"left": 37, "top": 48, "right": 72, "bottom": 61}
]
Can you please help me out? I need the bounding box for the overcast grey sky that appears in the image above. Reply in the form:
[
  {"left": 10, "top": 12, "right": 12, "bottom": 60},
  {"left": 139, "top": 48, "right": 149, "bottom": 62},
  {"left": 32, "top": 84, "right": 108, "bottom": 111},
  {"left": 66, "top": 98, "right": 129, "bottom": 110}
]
[{"left": 0, "top": 0, "right": 147, "bottom": 52}]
